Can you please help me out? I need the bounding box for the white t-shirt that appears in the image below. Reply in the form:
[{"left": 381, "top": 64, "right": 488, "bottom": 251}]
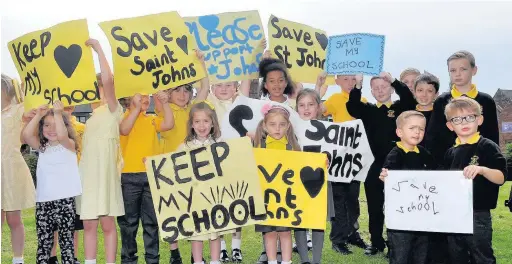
[
  {"left": 36, "top": 144, "right": 82, "bottom": 202},
  {"left": 261, "top": 94, "right": 296, "bottom": 110}
]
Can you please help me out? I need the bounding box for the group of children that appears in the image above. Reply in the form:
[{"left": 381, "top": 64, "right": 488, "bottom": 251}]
[{"left": 1, "top": 33, "right": 507, "bottom": 264}]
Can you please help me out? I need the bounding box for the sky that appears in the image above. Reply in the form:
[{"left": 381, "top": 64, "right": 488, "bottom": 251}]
[{"left": 1, "top": 0, "right": 512, "bottom": 102}]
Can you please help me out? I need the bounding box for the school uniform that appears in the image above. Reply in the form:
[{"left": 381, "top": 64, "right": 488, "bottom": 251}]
[
  {"left": 207, "top": 93, "right": 232, "bottom": 124},
  {"left": 443, "top": 133, "right": 506, "bottom": 264},
  {"left": 323, "top": 90, "right": 368, "bottom": 248},
  {"left": 425, "top": 85, "right": 499, "bottom": 165},
  {"left": 383, "top": 142, "right": 437, "bottom": 264},
  {"left": 36, "top": 144, "right": 82, "bottom": 264},
  {"left": 346, "top": 81, "right": 416, "bottom": 250},
  {"left": 118, "top": 111, "right": 164, "bottom": 264},
  {"left": 159, "top": 103, "right": 191, "bottom": 154},
  {"left": 415, "top": 105, "right": 433, "bottom": 148}
]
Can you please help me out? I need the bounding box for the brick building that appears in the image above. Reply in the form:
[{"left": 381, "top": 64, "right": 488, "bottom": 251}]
[{"left": 493, "top": 89, "right": 512, "bottom": 149}]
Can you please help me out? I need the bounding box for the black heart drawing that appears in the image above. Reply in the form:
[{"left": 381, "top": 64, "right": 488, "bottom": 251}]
[
  {"left": 300, "top": 166, "right": 325, "bottom": 198},
  {"left": 54, "top": 44, "right": 82, "bottom": 78},
  {"left": 229, "top": 105, "right": 253, "bottom": 137},
  {"left": 176, "top": 35, "right": 189, "bottom": 55},
  {"left": 315, "top": 32, "right": 328, "bottom": 51}
]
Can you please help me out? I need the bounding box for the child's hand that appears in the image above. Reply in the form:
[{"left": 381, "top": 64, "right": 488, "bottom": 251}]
[
  {"left": 131, "top": 94, "right": 142, "bottom": 110},
  {"left": 355, "top": 74, "right": 363, "bottom": 88},
  {"left": 260, "top": 38, "right": 267, "bottom": 49},
  {"left": 142, "top": 157, "right": 147, "bottom": 163},
  {"left": 380, "top": 72, "right": 395, "bottom": 83},
  {"left": 316, "top": 71, "right": 327, "bottom": 88},
  {"left": 22, "top": 108, "right": 37, "bottom": 123},
  {"left": 36, "top": 105, "right": 49, "bottom": 117},
  {"left": 53, "top": 100, "right": 64, "bottom": 114},
  {"left": 379, "top": 168, "right": 389, "bottom": 182},
  {"left": 263, "top": 50, "right": 272, "bottom": 59},
  {"left": 325, "top": 158, "right": 330, "bottom": 168},
  {"left": 463, "top": 165, "right": 484, "bottom": 179},
  {"left": 195, "top": 49, "right": 205, "bottom": 62},
  {"left": 246, "top": 131, "right": 255, "bottom": 140},
  {"left": 85, "top": 39, "right": 102, "bottom": 53},
  {"left": 155, "top": 91, "right": 169, "bottom": 103}
]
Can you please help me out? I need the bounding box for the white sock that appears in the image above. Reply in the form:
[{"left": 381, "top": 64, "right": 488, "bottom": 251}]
[
  {"left": 232, "top": 238, "right": 241, "bottom": 250},
  {"left": 306, "top": 231, "right": 312, "bottom": 241},
  {"left": 210, "top": 261, "right": 220, "bottom": 264},
  {"left": 268, "top": 261, "right": 278, "bottom": 264},
  {"left": 12, "top": 257, "right": 23, "bottom": 264},
  {"left": 84, "top": 260, "right": 97, "bottom": 264},
  {"left": 281, "top": 261, "right": 292, "bottom": 264},
  {"left": 194, "top": 262, "right": 204, "bottom": 264},
  {"left": 220, "top": 239, "right": 227, "bottom": 251}
]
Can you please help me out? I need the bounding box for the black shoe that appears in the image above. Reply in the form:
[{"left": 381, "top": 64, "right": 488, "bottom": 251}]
[
  {"left": 302, "top": 262, "right": 312, "bottom": 264},
  {"left": 332, "top": 243, "right": 353, "bottom": 255},
  {"left": 74, "top": 258, "right": 80, "bottom": 264},
  {"left": 348, "top": 237, "right": 368, "bottom": 249},
  {"left": 220, "top": 249, "right": 230, "bottom": 262},
  {"left": 170, "top": 249, "right": 183, "bottom": 264},
  {"left": 49, "top": 256, "right": 59, "bottom": 264},
  {"left": 364, "top": 245, "right": 385, "bottom": 256},
  {"left": 256, "top": 251, "right": 268, "bottom": 264},
  {"left": 232, "top": 248, "right": 243, "bottom": 262}
]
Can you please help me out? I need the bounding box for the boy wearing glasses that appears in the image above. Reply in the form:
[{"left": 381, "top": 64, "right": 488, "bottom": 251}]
[
  {"left": 425, "top": 50, "right": 499, "bottom": 165},
  {"left": 443, "top": 97, "right": 506, "bottom": 264}
]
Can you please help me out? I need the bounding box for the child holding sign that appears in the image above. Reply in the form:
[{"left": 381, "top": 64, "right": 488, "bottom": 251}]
[
  {"left": 118, "top": 91, "right": 174, "bottom": 264},
  {"left": 294, "top": 89, "right": 336, "bottom": 264},
  {"left": 1, "top": 74, "right": 36, "bottom": 264},
  {"left": 76, "top": 39, "right": 124, "bottom": 264},
  {"left": 346, "top": 72, "right": 416, "bottom": 256},
  {"left": 379, "top": 110, "right": 437, "bottom": 264},
  {"left": 177, "top": 101, "right": 224, "bottom": 264},
  {"left": 253, "top": 103, "right": 301, "bottom": 264},
  {"left": 21, "top": 101, "right": 82, "bottom": 264}
]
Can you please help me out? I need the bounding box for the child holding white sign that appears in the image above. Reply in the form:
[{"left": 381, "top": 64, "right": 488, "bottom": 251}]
[
  {"left": 253, "top": 103, "right": 301, "bottom": 264},
  {"left": 177, "top": 101, "right": 224, "bottom": 264},
  {"left": 441, "top": 97, "right": 506, "bottom": 264},
  {"left": 379, "top": 110, "right": 437, "bottom": 264}
]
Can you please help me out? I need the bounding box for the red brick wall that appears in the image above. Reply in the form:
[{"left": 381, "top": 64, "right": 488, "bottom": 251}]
[{"left": 498, "top": 106, "right": 512, "bottom": 149}]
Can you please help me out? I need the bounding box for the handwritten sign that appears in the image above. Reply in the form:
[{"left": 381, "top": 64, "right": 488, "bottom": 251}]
[
  {"left": 99, "top": 12, "right": 206, "bottom": 98},
  {"left": 295, "top": 119, "right": 374, "bottom": 183},
  {"left": 144, "top": 137, "right": 266, "bottom": 242},
  {"left": 185, "top": 11, "right": 264, "bottom": 84},
  {"left": 254, "top": 148, "right": 327, "bottom": 229},
  {"left": 8, "top": 19, "right": 98, "bottom": 110},
  {"left": 267, "top": 15, "right": 331, "bottom": 84},
  {"left": 385, "top": 170, "right": 473, "bottom": 234},
  {"left": 325, "top": 33, "right": 385, "bottom": 76}
]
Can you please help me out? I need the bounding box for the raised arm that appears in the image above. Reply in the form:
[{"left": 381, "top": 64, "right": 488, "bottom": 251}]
[
  {"left": 155, "top": 91, "right": 174, "bottom": 132},
  {"left": 86, "top": 39, "right": 117, "bottom": 113},
  {"left": 381, "top": 72, "right": 417, "bottom": 110},
  {"left": 194, "top": 50, "right": 210, "bottom": 102},
  {"left": 119, "top": 94, "right": 142, "bottom": 136},
  {"left": 346, "top": 74, "right": 368, "bottom": 119},
  {"left": 238, "top": 80, "right": 252, "bottom": 97},
  {"left": 53, "top": 101, "right": 76, "bottom": 152},
  {"left": 21, "top": 105, "right": 48, "bottom": 150}
]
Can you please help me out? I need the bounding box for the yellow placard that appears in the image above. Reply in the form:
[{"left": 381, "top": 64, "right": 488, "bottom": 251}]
[
  {"left": 184, "top": 10, "right": 265, "bottom": 84},
  {"left": 144, "top": 137, "right": 266, "bottom": 242},
  {"left": 254, "top": 148, "right": 328, "bottom": 230},
  {"left": 8, "top": 19, "right": 98, "bottom": 110},
  {"left": 268, "top": 15, "right": 334, "bottom": 85},
  {"left": 99, "top": 12, "right": 206, "bottom": 99}
]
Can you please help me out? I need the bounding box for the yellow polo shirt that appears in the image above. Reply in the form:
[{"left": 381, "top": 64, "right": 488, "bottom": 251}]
[
  {"left": 261, "top": 136, "right": 288, "bottom": 150},
  {"left": 70, "top": 116, "right": 85, "bottom": 162},
  {"left": 451, "top": 84, "right": 478, "bottom": 99},
  {"left": 120, "top": 111, "right": 163, "bottom": 173},
  {"left": 323, "top": 90, "right": 367, "bottom": 122}
]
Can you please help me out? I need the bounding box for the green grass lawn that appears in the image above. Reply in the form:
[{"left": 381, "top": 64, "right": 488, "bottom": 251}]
[{"left": 3, "top": 183, "right": 511, "bottom": 264}]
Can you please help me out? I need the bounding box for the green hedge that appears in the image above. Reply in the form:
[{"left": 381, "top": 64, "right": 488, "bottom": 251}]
[{"left": 22, "top": 151, "right": 38, "bottom": 186}]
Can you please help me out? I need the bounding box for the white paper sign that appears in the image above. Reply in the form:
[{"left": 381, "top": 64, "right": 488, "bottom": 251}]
[
  {"left": 221, "top": 96, "right": 374, "bottom": 182},
  {"left": 385, "top": 171, "right": 473, "bottom": 234},
  {"left": 295, "top": 119, "right": 374, "bottom": 183}
]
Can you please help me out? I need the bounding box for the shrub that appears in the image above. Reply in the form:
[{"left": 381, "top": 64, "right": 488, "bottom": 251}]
[{"left": 23, "top": 152, "right": 38, "bottom": 186}]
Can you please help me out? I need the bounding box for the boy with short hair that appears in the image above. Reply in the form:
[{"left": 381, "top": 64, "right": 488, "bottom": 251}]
[
  {"left": 379, "top": 110, "right": 437, "bottom": 264},
  {"left": 412, "top": 73, "right": 440, "bottom": 144},
  {"left": 443, "top": 97, "right": 506, "bottom": 264},
  {"left": 399, "top": 68, "right": 421, "bottom": 92},
  {"left": 346, "top": 72, "right": 416, "bottom": 256},
  {"left": 314, "top": 72, "right": 369, "bottom": 255},
  {"left": 425, "top": 50, "right": 499, "bottom": 165}
]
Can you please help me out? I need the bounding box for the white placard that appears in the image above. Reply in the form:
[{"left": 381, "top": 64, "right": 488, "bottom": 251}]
[
  {"left": 221, "top": 96, "right": 374, "bottom": 182},
  {"left": 385, "top": 170, "right": 473, "bottom": 234}
]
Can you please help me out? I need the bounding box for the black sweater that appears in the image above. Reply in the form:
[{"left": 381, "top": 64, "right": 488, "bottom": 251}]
[
  {"left": 383, "top": 145, "right": 437, "bottom": 170},
  {"left": 425, "top": 92, "right": 499, "bottom": 165},
  {"left": 444, "top": 137, "right": 506, "bottom": 210},
  {"left": 347, "top": 80, "right": 417, "bottom": 161}
]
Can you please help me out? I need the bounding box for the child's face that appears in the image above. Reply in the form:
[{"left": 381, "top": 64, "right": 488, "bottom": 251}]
[
  {"left": 446, "top": 109, "right": 483, "bottom": 138},
  {"left": 42, "top": 115, "right": 58, "bottom": 142},
  {"left": 192, "top": 110, "right": 213, "bottom": 140},
  {"left": 264, "top": 71, "right": 287, "bottom": 98},
  {"left": 213, "top": 82, "right": 237, "bottom": 101},
  {"left": 414, "top": 82, "right": 438, "bottom": 106},
  {"left": 297, "top": 95, "right": 319, "bottom": 120},
  {"left": 140, "top": 95, "right": 150, "bottom": 111},
  {"left": 371, "top": 79, "right": 393, "bottom": 103},
  {"left": 396, "top": 116, "right": 426, "bottom": 147},
  {"left": 401, "top": 73, "right": 420, "bottom": 92},
  {"left": 264, "top": 112, "right": 289, "bottom": 140},
  {"left": 335, "top": 75, "right": 356, "bottom": 93},
  {"left": 448, "top": 58, "right": 477, "bottom": 88},
  {"left": 169, "top": 86, "right": 191, "bottom": 108}
]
